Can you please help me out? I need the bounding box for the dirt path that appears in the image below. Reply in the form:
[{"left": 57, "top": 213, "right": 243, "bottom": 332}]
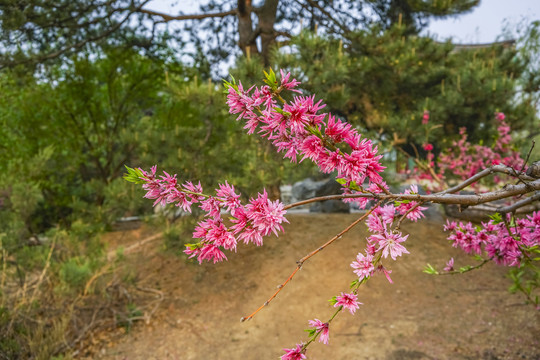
[{"left": 92, "top": 213, "right": 539, "bottom": 360}]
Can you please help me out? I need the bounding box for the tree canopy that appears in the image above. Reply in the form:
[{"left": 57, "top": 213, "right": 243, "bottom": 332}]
[{"left": 0, "top": 0, "right": 480, "bottom": 69}]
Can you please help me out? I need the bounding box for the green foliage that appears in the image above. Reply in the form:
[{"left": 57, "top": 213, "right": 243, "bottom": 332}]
[
  {"left": 508, "top": 247, "right": 540, "bottom": 307},
  {"left": 117, "top": 303, "right": 143, "bottom": 332},
  {"left": 366, "top": 0, "right": 479, "bottom": 31},
  {"left": 160, "top": 215, "right": 203, "bottom": 255},
  {"left": 273, "top": 24, "right": 538, "bottom": 155},
  {"left": 58, "top": 258, "right": 93, "bottom": 292},
  {"left": 0, "top": 48, "right": 185, "bottom": 258},
  {"left": 0, "top": 0, "right": 166, "bottom": 70}
]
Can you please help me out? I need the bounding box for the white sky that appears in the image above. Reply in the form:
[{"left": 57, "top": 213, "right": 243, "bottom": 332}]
[
  {"left": 147, "top": 0, "right": 540, "bottom": 44},
  {"left": 425, "top": 0, "right": 540, "bottom": 43}
]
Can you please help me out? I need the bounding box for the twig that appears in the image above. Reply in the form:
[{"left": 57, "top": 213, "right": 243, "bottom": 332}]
[
  {"left": 241, "top": 203, "right": 380, "bottom": 322},
  {"left": 501, "top": 214, "right": 520, "bottom": 243},
  {"left": 498, "top": 192, "right": 540, "bottom": 214},
  {"left": 410, "top": 142, "right": 421, "bottom": 159},
  {"left": 395, "top": 201, "right": 425, "bottom": 230},
  {"left": 83, "top": 265, "right": 113, "bottom": 296},
  {"left": 515, "top": 140, "right": 535, "bottom": 185},
  {"left": 302, "top": 247, "right": 385, "bottom": 353},
  {"left": 107, "top": 232, "right": 163, "bottom": 261},
  {"left": 520, "top": 140, "right": 535, "bottom": 175},
  {"left": 441, "top": 165, "right": 533, "bottom": 195},
  {"left": 302, "top": 0, "right": 350, "bottom": 34},
  {"left": 436, "top": 258, "right": 491, "bottom": 275},
  {"left": 29, "top": 236, "right": 56, "bottom": 307},
  {"left": 396, "top": 146, "right": 444, "bottom": 185},
  {"left": 298, "top": 203, "right": 380, "bottom": 265}
]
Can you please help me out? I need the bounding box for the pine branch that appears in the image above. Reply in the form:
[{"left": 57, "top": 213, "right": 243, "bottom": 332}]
[{"left": 138, "top": 8, "right": 237, "bottom": 23}]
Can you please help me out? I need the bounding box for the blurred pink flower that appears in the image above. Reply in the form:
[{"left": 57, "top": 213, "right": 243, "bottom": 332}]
[
  {"left": 444, "top": 258, "right": 454, "bottom": 272},
  {"left": 422, "top": 110, "right": 430, "bottom": 124}
]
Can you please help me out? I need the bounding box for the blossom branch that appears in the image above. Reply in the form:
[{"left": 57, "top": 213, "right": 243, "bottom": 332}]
[{"left": 426, "top": 258, "right": 491, "bottom": 276}]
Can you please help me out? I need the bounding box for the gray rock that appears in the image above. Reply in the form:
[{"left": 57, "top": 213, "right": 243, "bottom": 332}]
[
  {"left": 291, "top": 178, "right": 327, "bottom": 202},
  {"left": 310, "top": 178, "right": 350, "bottom": 213}
]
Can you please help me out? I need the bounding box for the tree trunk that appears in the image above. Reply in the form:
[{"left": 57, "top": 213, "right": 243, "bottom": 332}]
[
  {"left": 237, "top": 0, "right": 259, "bottom": 57},
  {"left": 258, "top": 0, "right": 279, "bottom": 66}
]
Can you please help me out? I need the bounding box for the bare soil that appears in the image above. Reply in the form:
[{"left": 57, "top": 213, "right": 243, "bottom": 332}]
[{"left": 90, "top": 213, "right": 539, "bottom": 360}]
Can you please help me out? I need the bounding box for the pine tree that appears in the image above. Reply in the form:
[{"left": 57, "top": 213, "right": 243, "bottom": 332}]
[{"left": 271, "top": 23, "right": 537, "bottom": 155}]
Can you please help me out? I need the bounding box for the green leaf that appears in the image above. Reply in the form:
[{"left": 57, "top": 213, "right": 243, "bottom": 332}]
[
  {"left": 472, "top": 254, "right": 485, "bottom": 261},
  {"left": 123, "top": 165, "right": 146, "bottom": 184},
  {"left": 489, "top": 213, "right": 502, "bottom": 224},
  {"left": 423, "top": 263, "right": 438, "bottom": 275},
  {"left": 306, "top": 125, "right": 322, "bottom": 137},
  {"left": 184, "top": 242, "right": 201, "bottom": 250},
  {"left": 273, "top": 107, "right": 291, "bottom": 116},
  {"left": 328, "top": 296, "right": 337, "bottom": 306},
  {"left": 263, "top": 68, "right": 278, "bottom": 90},
  {"left": 336, "top": 178, "right": 361, "bottom": 191},
  {"left": 222, "top": 75, "right": 238, "bottom": 93}
]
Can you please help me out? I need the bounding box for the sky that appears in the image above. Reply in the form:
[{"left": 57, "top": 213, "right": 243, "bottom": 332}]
[
  {"left": 425, "top": 0, "right": 540, "bottom": 43},
  {"left": 147, "top": 0, "right": 540, "bottom": 44}
]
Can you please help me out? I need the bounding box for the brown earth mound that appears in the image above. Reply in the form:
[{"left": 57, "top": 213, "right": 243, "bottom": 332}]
[{"left": 91, "top": 213, "right": 539, "bottom": 360}]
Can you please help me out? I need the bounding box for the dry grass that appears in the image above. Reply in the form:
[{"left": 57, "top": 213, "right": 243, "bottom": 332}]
[{"left": 0, "top": 232, "right": 163, "bottom": 360}]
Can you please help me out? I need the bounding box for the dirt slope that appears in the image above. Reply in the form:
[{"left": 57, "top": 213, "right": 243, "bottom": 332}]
[{"left": 93, "top": 213, "right": 539, "bottom": 360}]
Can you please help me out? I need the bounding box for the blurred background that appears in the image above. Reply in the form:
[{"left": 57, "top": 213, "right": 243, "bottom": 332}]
[{"left": 0, "top": 1, "right": 539, "bottom": 358}]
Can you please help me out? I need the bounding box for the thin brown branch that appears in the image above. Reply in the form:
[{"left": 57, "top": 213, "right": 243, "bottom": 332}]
[
  {"left": 396, "top": 146, "right": 444, "bottom": 185},
  {"left": 442, "top": 165, "right": 533, "bottom": 195},
  {"left": 516, "top": 140, "right": 535, "bottom": 185},
  {"left": 395, "top": 201, "right": 425, "bottom": 230},
  {"left": 502, "top": 215, "right": 520, "bottom": 242},
  {"left": 297, "top": 202, "right": 380, "bottom": 265},
  {"left": 521, "top": 140, "right": 535, "bottom": 174},
  {"left": 410, "top": 142, "right": 421, "bottom": 159},
  {"left": 284, "top": 176, "right": 540, "bottom": 210},
  {"left": 241, "top": 203, "right": 380, "bottom": 322},
  {"left": 139, "top": 7, "right": 237, "bottom": 22},
  {"left": 302, "top": 0, "right": 350, "bottom": 33},
  {"left": 498, "top": 192, "right": 540, "bottom": 214}
]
